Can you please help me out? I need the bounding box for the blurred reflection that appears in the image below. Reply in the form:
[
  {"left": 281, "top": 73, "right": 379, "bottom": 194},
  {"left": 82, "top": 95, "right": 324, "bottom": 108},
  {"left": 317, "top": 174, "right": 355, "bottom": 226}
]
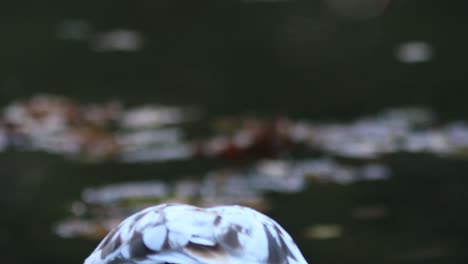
[
  {"left": 300, "top": 159, "right": 390, "bottom": 184},
  {"left": 351, "top": 205, "right": 389, "bottom": 220},
  {"left": 0, "top": 95, "right": 196, "bottom": 161},
  {"left": 397, "top": 247, "right": 450, "bottom": 261},
  {"left": 3, "top": 95, "right": 468, "bottom": 162},
  {"left": 82, "top": 181, "right": 169, "bottom": 204},
  {"left": 55, "top": 218, "right": 118, "bottom": 240},
  {"left": 57, "top": 20, "right": 143, "bottom": 53},
  {"left": 56, "top": 19, "right": 91, "bottom": 41},
  {"left": 91, "top": 29, "right": 144, "bottom": 52},
  {"left": 395, "top": 41, "right": 433, "bottom": 64},
  {"left": 325, "top": 0, "right": 390, "bottom": 20},
  {"left": 120, "top": 106, "right": 198, "bottom": 129},
  {"left": 302, "top": 109, "right": 468, "bottom": 158},
  {"left": 304, "top": 224, "right": 342, "bottom": 240},
  {"left": 54, "top": 158, "right": 390, "bottom": 239},
  {"left": 0, "top": 126, "right": 7, "bottom": 151}
]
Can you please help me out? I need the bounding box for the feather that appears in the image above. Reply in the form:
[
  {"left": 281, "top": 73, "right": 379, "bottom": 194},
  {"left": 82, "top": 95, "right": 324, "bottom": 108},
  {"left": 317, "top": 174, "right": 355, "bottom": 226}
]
[{"left": 84, "top": 203, "right": 308, "bottom": 264}]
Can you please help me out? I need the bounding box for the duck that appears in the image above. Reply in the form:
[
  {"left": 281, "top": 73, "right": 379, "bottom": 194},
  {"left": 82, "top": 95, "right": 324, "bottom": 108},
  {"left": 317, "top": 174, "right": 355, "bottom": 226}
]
[{"left": 84, "top": 203, "right": 308, "bottom": 264}]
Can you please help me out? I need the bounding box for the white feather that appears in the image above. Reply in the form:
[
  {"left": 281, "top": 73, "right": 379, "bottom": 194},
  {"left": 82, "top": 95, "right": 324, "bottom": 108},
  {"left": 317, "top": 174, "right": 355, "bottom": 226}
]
[{"left": 142, "top": 224, "right": 167, "bottom": 251}]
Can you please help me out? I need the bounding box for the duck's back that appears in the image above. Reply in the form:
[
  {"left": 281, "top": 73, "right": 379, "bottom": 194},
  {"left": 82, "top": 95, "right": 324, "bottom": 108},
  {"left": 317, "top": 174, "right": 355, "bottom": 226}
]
[{"left": 84, "top": 203, "right": 308, "bottom": 264}]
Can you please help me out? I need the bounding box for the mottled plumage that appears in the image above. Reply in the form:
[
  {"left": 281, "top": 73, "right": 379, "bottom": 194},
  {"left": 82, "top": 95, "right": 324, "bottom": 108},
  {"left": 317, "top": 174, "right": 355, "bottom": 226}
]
[{"left": 84, "top": 203, "right": 308, "bottom": 264}]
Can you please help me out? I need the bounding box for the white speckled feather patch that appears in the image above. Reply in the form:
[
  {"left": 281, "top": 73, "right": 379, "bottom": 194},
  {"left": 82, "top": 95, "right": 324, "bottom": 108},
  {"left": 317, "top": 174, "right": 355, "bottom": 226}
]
[{"left": 84, "top": 203, "right": 308, "bottom": 264}]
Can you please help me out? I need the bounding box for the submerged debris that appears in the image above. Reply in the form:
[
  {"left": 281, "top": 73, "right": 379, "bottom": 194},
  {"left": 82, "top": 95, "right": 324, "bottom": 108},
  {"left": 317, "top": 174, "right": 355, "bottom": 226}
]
[{"left": 195, "top": 117, "right": 292, "bottom": 159}]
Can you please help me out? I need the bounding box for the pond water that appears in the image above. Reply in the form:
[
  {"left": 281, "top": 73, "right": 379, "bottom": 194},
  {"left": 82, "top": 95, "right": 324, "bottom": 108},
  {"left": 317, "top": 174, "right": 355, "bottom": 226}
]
[{"left": 1, "top": 1, "right": 468, "bottom": 263}]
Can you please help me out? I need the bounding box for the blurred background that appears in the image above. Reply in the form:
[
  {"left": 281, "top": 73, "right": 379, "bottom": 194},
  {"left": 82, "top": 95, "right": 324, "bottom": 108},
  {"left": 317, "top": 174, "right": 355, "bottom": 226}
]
[{"left": 1, "top": 0, "right": 468, "bottom": 263}]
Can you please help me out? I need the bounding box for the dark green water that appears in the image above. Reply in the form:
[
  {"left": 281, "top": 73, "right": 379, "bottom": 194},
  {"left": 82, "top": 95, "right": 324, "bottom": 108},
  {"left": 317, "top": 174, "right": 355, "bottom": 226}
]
[{"left": 1, "top": 0, "right": 468, "bottom": 263}]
